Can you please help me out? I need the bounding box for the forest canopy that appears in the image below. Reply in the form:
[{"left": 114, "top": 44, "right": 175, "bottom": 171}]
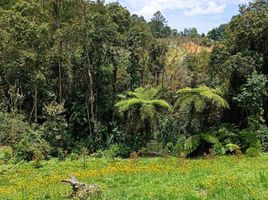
[{"left": 1, "top": 0, "right": 268, "bottom": 160}]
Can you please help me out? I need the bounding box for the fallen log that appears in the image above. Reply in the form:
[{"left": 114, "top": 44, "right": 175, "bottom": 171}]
[{"left": 62, "top": 176, "right": 101, "bottom": 199}]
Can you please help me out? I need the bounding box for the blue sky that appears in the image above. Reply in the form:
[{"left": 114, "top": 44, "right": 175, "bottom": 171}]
[{"left": 106, "top": 0, "right": 252, "bottom": 33}]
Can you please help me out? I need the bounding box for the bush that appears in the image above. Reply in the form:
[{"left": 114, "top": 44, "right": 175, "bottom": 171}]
[
  {"left": 246, "top": 147, "right": 260, "bottom": 157},
  {"left": 213, "top": 143, "right": 226, "bottom": 156},
  {"left": 166, "top": 135, "right": 187, "bottom": 156},
  {"left": 69, "top": 152, "right": 79, "bottom": 161},
  {"left": 33, "top": 148, "right": 43, "bottom": 168},
  {"left": 0, "top": 113, "right": 30, "bottom": 148},
  {"left": 0, "top": 146, "right": 12, "bottom": 164},
  {"left": 41, "top": 102, "right": 70, "bottom": 156},
  {"left": 259, "top": 125, "right": 268, "bottom": 151},
  {"left": 226, "top": 144, "right": 240, "bottom": 154},
  {"left": 91, "top": 144, "right": 130, "bottom": 159},
  {"left": 103, "top": 144, "right": 120, "bottom": 159},
  {"left": 14, "top": 129, "right": 51, "bottom": 161},
  {"left": 57, "top": 148, "right": 67, "bottom": 161}
]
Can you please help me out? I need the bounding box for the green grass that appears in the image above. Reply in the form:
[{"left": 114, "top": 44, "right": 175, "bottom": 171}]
[{"left": 1, "top": 154, "right": 268, "bottom": 200}]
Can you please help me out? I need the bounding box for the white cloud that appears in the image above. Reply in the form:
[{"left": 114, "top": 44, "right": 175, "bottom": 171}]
[
  {"left": 109, "top": 0, "right": 253, "bottom": 19},
  {"left": 184, "top": 2, "right": 226, "bottom": 17}
]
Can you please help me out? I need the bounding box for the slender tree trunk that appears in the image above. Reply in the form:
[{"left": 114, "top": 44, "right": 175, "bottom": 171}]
[
  {"left": 144, "top": 119, "right": 152, "bottom": 143},
  {"left": 34, "top": 85, "right": 38, "bottom": 123},
  {"left": 58, "top": 55, "right": 62, "bottom": 101},
  {"left": 112, "top": 60, "right": 118, "bottom": 120},
  {"left": 58, "top": 38, "right": 63, "bottom": 101},
  {"left": 88, "top": 65, "right": 95, "bottom": 125},
  {"left": 81, "top": 1, "right": 96, "bottom": 135},
  {"left": 112, "top": 62, "right": 118, "bottom": 97}
]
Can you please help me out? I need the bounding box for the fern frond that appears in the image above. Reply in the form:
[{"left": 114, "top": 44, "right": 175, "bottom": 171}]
[
  {"left": 117, "top": 94, "right": 127, "bottom": 99},
  {"left": 150, "top": 100, "right": 173, "bottom": 112},
  {"left": 115, "top": 98, "right": 142, "bottom": 114},
  {"left": 144, "top": 88, "right": 159, "bottom": 99},
  {"left": 140, "top": 104, "right": 156, "bottom": 120},
  {"left": 176, "top": 85, "right": 229, "bottom": 113},
  {"left": 201, "top": 133, "right": 219, "bottom": 144},
  {"left": 193, "top": 96, "right": 206, "bottom": 113},
  {"left": 184, "top": 135, "right": 202, "bottom": 154},
  {"left": 226, "top": 143, "right": 240, "bottom": 152}
]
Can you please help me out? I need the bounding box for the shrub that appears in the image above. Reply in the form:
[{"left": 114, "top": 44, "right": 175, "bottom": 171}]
[
  {"left": 246, "top": 147, "right": 260, "bottom": 157},
  {"left": 103, "top": 144, "right": 120, "bottom": 159},
  {"left": 57, "top": 148, "right": 67, "bottom": 161},
  {"left": 91, "top": 144, "right": 130, "bottom": 159},
  {"left": 91, "top": 150, "right": 104, "bottom": 158},
  {"left": 33, "top": 148, "right": 43, "bottom": 168},
  {"left": 226, "top": 144, "right": 240, "bottom": 154},
  {"left": 213, "top": 143, "right": 226, "bottom": 156},
  {"left": 0, "top": 146, "right": 12, "bottom": 164},
  {"left": 14, "top": 129, "right": 51, "bottom": 161},
  {"left": 259, "top": 125, "right": 268, "bottom": 151},
  {"left": 0, "top": 113, "right": 30, "bottom": 148},
  {"left": 166, "top": 136, "right": 186, "bottom": 156},
  {"left": 81, "top": 147, "right": 88, "bottom": 169},
  {"left": 69, "top": 152, "right": 79, "bottom": 161},
  {"left": 41, "top": 102, "right": 70, "bottom": 156}
]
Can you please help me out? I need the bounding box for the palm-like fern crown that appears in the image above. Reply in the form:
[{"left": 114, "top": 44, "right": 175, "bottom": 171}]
[
  {"left": 176, "top": 86, "right": 229, "bottom": 113},
  {"left": 115, "top": 87, "right": 173, "bottom": 120}
]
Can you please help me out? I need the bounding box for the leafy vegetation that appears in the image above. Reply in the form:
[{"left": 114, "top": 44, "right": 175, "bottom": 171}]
[
  {"left": 0, "top": 1, "right": 268, "bottom": 197},
  {"left": 1, "top": 0, "right": 268, "bottom": 199}
]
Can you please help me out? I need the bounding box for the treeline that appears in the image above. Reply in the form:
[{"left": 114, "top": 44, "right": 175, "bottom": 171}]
[{"left": 0, "top": 0, "right": 268, "bottom": 161}]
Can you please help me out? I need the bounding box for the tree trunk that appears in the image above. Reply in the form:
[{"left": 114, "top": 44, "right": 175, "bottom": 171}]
[
  {"left": 144, "top": 119, "right": 152, "bottom": 143},
  {"left": 81, "top": 1, "right": 96, "bottom": 135},
  {"left": 88, "top": 65, "right": 95, "bottom": 126},
  {"left": 58, "top": 39, "right": 63, "bottom": 101},
  {"left": 62, "top": 176, "right": 101, "bottom": 199},
  {"left": 112, "top": 62, "right": 118, "bottom": 98},
  {"left": 34, "top": 85, "right": 38, "bottom": 123}
]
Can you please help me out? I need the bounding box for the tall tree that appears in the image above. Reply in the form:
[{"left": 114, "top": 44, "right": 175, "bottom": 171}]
[{"left": 148, "top": 11, "right": 171, "bottom": 38}]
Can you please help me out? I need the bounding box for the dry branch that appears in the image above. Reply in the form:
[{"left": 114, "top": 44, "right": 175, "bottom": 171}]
[{"left": 62, "top": 176, "right": 101, "bottom": 199}]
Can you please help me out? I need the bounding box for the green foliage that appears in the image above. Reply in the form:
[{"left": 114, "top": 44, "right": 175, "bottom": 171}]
[
  {"left": 207, "top": 24, "right": 227, "bottom": 41},
  {"left": 81, "top": 147, "right": 88, "bottom": 169},
  {"left": 182, "top": 27, "right": 199, "bottom": 37},
  {"left": 0, "top": 146, "right": 12, "bottom": 164},
  {"left": 14, "top": 129, "right": 50, "bottom": 161},
  {"left": 69, "top": 152, "right": 79, "bottom": 161},
  {"left": 226, "top": 144, "right": 240, "bottom": 153},
  {"left": 115, "top": 87, "right": 172, "bottom": 143},
  {"left": 0, "top": 112, "right": 29, "bottom": 148},
  {"left": 57, "top": 148, "right": 67, "bottom": 161},
  {"left": 176, "top": 86, "right": 229, "bottom": 113},
  {"left": 246, "top": 147, "right": 261, "bottom": 158},
  {"left": 41, "top": 102, "right": 69, "bottom": 156},
  {"left": 92, "top": 144, "right": 130, "bottom": 159},
  {"left": 183, "top": 133, "right": 219, "bottom": 155},
  {"left": 0, "top": 0, "right": 268, "bottom": 160},
  {"left": 259, "top": 171, "right": 268, "bottom": 188},
  {"left": 33, "top": 148, "right": 43, "bottom": 168},
  {"left": 213, "top": 143, "right": 226, "bottom": 156},
  {"left": 175, "top": 86, "right": 229, "bottom": 135},
  {"left": 234, "top": 71, "right": 267, "bottom": 115},
  {"left": 148, "top": 11, "right": 171, "bottom": 38}
]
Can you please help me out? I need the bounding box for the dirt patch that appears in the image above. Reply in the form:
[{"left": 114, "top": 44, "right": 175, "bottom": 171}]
[{"left": 183, "top": 42, "right": 212, "bottom": 53}]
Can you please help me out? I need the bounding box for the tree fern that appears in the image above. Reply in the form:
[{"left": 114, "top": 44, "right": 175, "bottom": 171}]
[
  {"left": 115, "top": 87, "right": 173, "bottom": 141},
  {"left": 183, "top": 133, "right": 220, "bottom": 155},
  {"left": 176, "top": 86, "right": 229, "bottom": 113}
]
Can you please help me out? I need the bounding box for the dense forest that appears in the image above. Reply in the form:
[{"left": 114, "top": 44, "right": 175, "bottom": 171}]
[{"left": 1, "top": 0, "right": 268, "bottom": 162}]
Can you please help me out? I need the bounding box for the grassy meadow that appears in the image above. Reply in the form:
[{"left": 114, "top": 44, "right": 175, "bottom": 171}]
[{"left": 1, "top": 154, "right": 268, "bottom": 200}]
